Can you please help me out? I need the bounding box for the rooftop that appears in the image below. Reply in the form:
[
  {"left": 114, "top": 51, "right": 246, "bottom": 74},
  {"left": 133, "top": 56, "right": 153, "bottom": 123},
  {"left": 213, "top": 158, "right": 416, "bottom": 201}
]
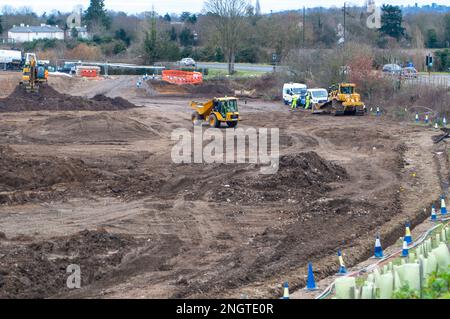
[{"left": 9, "top": 24, "right": 64, "bottom": 33}]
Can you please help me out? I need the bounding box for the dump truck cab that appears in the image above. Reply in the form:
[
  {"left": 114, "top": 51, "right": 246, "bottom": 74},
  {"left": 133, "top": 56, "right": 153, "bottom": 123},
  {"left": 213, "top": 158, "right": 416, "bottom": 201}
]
[{"left": 191, "top": 97, "right": 240, "bottom": 128}]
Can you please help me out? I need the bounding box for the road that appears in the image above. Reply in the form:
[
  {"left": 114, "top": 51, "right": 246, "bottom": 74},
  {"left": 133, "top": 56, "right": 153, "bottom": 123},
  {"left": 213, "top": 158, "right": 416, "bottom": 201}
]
[
  {"left": 198, "top": 63, "right": 449, "bottom": 87},
  {"left": 196, "top": 62, "right": 282, "bottom": 73}
]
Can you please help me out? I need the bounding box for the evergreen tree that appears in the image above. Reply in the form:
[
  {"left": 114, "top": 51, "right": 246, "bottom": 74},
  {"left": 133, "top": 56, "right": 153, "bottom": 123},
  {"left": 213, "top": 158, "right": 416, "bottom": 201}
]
[
  {"left": 444, "top": 13, "right": 450, "bottom": 46},
  {"left": 71, "top": 27, "right": 79, "bottom": 39},
  {"left": 426, "top": 29, "right": 438, "bottom": 48},
  {"left": 85, "top": 0, "right": 111, "bottom": 31},
  {"left": 179, "top": 28, "right": 194, "bottom": 46},
  {"left": 169, "top": 26, "right": 177, "bottom": 42},
  {"left": 379, "top": 5, "right": 405, "bottom": 40},
  {"left": 143, "top": 11, "right": 158, "bottom": 63}
]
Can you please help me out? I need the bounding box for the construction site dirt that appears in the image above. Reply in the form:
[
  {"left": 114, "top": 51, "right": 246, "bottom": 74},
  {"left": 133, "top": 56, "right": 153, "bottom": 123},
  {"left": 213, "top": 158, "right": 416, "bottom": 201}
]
[{"left": 0, "top": 72, "right": 447, "bottom": 299}]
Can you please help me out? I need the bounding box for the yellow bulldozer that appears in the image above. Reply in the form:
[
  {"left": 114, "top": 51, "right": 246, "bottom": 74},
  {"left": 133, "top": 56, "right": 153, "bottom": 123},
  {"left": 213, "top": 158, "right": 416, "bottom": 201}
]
[
  {"left": 20, "top": 53, "right": 48, "bottom": 93},
  {"left": 312, "top": 83, "right": 366, "bottom": 116},
  {"left": 191, "top": 97, "right": 240, "bottom": 128}
]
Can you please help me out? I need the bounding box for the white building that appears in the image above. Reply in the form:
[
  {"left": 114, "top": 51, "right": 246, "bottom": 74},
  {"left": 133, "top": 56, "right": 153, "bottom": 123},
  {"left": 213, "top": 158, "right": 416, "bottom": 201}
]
[
  {"left": 8, "top": 24, "right": 64, "bottom": 43},
  {"left": 66, "top": 26, "right": 90, "bottom": 40}
]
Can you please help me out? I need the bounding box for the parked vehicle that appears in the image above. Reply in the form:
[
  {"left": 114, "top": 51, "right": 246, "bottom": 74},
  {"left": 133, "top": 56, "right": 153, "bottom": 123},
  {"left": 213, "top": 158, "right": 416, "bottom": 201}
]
[
  {"left": 282, "top": 83, "right": 307, "bottom": 106},
  {"left": 382, "top": 64, "right": 402, "bottom": 75},
  {"left": 57, "top": 62, "right": 78, "bottom": 75},
  {"left": 401, "top": 67, "right": 418, "bottom": 79},
  {"left": 0, "top": 49, "right": 23, "bottom": 70},
  {"left": 179, "top": 58, "right": 196, "bottom": 67},
  {"left": 307, "top": 88, "right": 329, "bottom": 105}
]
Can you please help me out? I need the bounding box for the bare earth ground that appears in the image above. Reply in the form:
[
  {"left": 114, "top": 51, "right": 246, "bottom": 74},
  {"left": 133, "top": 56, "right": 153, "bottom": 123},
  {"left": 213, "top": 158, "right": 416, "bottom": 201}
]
[{"left": 0, "top": 72, "right": 447, "bottom": 299}]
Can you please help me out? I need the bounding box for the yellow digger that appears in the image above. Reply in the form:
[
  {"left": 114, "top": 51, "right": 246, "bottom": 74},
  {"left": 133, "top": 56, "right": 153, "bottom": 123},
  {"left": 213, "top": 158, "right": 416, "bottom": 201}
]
[
  {"left": 191, "top": 97, "right": 240, "bottom": 128},
  {"left": 312, "top": 83, "right": 366, "bottom": 116},
  {"left": 21, "top": 53, "right": 48, "bottom": 93}
]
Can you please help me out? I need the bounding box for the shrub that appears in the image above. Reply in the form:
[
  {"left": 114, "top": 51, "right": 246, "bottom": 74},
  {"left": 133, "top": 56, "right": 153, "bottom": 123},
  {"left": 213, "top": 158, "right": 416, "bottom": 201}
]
[{"left": 66, "top": 43, "right": 102, "bottom": 61}]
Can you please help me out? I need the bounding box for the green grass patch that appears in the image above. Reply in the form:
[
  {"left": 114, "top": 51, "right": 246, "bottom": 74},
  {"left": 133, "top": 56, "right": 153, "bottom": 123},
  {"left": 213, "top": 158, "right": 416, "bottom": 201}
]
[
  {"left": 418, "top": 72, "right": 450, "bottom": 75},
  {"left": 205, "top": 68, "right": 267, "bottom": 80}
]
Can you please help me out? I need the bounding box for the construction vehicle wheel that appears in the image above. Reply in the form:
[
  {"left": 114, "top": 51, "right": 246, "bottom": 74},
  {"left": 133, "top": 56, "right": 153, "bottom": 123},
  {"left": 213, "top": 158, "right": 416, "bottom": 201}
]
[
  {"left": 209, "top": 114, "right": 220, "bottom": 128},
  {"left": 227, "top": 121, "right": 238, "bottom": 128}
]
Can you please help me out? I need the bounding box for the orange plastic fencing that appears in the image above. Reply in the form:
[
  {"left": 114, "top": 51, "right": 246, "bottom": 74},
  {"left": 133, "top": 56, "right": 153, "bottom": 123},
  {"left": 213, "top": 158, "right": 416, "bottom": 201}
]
[
  {"left": 162, "top": 70, "right": 203, "bottom": 85},
  {"left": 81, "top": 69, "right": 97, "bottom": 78}
]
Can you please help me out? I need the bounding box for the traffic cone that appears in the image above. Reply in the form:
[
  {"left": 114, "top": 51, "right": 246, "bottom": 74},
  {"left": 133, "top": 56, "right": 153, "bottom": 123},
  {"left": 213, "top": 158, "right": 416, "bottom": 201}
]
[
  {"left": 431, "top": 204, "right": 437, "bottom": 222},
  {"left": 337, "top": 249, "right": 347, "bottom": 275},
  {"left": 441, "top": 195, "right": 447, "bottom": 216},
  {"left": 282, "top": 281, "right": 289, "bottom": 299},
  {"left": 401, "top": 239, "right": 409, "bottom": 257},
  {"left": 404, "top": 222, "right": 412, "bottom": 245},
  {"left": 374, "top": 234, "right": 384, "bottom": 258},
  {"left": 425, "top": 114, "right": 429, "bottom": 124},
  {"left": 415, "top": 112, "right": 419, "bottom": 122},
  {"left": 305, "top": 263, "right": 318, "bottom": 291}
]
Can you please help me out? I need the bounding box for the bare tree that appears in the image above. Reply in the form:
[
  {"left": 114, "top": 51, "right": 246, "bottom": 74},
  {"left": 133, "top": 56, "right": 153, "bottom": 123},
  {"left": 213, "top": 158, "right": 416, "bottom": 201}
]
[{"left": 204, "top": 0, "right": 248, "bottom": 74}]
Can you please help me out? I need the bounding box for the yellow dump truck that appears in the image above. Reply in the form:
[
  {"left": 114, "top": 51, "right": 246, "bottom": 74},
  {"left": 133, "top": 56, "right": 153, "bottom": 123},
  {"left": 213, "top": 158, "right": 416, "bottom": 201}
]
[
  {"left": 312, "top": 83, "right": 366, "bottom": 116},
  {"left": 191, "top": 97, "right": 240, "bottom": 128}
]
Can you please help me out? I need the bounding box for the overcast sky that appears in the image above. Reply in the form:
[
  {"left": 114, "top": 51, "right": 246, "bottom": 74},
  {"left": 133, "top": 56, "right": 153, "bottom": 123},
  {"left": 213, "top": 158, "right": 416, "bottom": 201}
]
[{"left": 1, "top": 0, "right": 449, "bottom": 15}]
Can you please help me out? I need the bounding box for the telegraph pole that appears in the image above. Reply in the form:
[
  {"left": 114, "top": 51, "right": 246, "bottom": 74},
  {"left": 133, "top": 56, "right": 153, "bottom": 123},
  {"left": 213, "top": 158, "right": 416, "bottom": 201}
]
[
  {"left": 303, "top": 6, "right": 306, "bottom": 46},
  {"left": 342, "top": 2, "right": 347, "bottom": 82},
  {"left": 343, "top": 2, "right": 346, "bottom": 46}
]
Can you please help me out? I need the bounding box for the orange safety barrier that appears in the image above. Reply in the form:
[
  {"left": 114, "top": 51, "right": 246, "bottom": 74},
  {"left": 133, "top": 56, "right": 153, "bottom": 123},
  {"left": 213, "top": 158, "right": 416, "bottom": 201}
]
[
  {"left": 162, "top": 70, "right": 203, "bottom": 85},
  {"left": 81, "top": 69, "right": 98, "bottom": 78}
]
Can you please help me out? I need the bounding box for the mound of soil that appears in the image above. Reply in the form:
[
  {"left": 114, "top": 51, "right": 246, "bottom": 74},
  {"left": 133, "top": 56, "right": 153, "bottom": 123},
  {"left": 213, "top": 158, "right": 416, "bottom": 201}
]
[
  {"left": 186, "top": 81, "right": 234, "bottom": 95},
  {"left": 210, "top": 152, "right": 348, "bottom": 204},
  {"left": 148, "top": 79, "right": 234, "bottom": 96},
  {"left": 0, "top": 85, "right": 140, "bottom": 112},
  {"left": 23, "top": 113, "right": 159, "bottom": 144},
  {"left": 0, "top": 146, "right": 99, "bottom": 195},
  {"left": 0, "top": 145, "right": 167, "bottom": 205},
  {"left": 233, "top": 74, "right": 283, "bottom": 100},
  {"left": 0, "top": 229, "right": 139, "bottom": 299}
]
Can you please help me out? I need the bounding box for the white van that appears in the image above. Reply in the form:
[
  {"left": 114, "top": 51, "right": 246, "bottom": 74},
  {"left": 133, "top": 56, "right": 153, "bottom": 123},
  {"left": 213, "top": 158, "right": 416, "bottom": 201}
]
[
  {"left": 307, "top": 88, "right": 329, "bottom": 104},
  {"left": 282, "top": 83, "right": 307, "bottom": 105}
]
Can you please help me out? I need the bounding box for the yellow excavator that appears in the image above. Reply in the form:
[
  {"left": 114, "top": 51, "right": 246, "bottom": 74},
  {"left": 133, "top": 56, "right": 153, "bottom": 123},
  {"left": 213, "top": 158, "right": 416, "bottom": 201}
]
[
  {"left": 312, "top": 83, "right": 366, "bottom": 116},
  {"left": 21, "top": 53, "right": 48, "bottom": 93},
  {"left": 191, "top": 97, "right": 240, "bottom": 128}
]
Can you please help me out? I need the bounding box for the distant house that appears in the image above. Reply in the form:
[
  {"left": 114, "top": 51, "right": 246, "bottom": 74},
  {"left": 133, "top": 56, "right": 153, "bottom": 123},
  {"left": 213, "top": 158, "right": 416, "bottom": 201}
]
[
  {"left": 8, "top": 24, "right": 64, "bottom": 43},
  {"left": 67, "top": 26, "right": 90, "bottom": 40}
]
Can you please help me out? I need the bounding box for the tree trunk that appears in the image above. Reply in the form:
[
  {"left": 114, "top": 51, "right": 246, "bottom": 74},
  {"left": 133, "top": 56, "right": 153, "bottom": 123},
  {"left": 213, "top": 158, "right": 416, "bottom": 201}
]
[{"left": 228, "top": 50, "right": 235, "bottom": 75}]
